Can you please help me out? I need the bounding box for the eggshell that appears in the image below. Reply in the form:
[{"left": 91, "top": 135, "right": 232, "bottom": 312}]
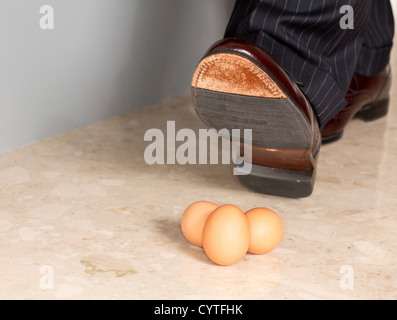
[
  {"left": 181, "top": 201, "right": 218, "bottom": 247},
  {"left": 245, "top": 208, "right": 284, "bottom": 254},
  {"left": 202, "top": 204, "right": 250, "bottom": 266}
]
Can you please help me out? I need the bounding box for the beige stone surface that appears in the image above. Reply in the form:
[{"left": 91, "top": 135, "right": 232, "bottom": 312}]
[{"left": 1, "top": 55, "right": 397, "bottom": 301}]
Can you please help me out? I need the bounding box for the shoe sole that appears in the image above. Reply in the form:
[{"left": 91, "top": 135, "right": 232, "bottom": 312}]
[
  {"left": 191, "top": 52, "right": 319, "bottom": 198},
  {"left": 322, "top": 97, "right": 390, "bottom": 145}
]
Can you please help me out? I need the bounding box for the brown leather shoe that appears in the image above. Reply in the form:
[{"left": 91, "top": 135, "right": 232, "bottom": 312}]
[
  {"left": 322, "top": 66, "right": 391, "bottom": 143},
  {"left": 191, "top": 38, "right": 321, "bottom": 198}
]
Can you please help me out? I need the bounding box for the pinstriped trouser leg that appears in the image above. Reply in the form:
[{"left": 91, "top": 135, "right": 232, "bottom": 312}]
[
  {"left": 355, "top": 0, "right": 394, "bottom": 77},
  {"left": 224, "top": 0, "right": 394, "bottom": 128}
]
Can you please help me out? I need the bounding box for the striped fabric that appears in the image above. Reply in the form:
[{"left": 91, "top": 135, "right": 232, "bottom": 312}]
[{"left": 224, "top": 0, "right": 394, "bottom": 128}]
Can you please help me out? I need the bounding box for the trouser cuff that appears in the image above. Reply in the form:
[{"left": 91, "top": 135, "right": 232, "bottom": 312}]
[{"left": 355, "top": 45, "right": 393, "bottom": 77}]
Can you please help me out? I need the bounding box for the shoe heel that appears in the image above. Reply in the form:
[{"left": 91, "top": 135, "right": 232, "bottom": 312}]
[
  {"left": 234, "top": 163, "right": 316, "bottom": 198},
  {"left": 355, "top": 97, "right": 389, "bottom": 122}
]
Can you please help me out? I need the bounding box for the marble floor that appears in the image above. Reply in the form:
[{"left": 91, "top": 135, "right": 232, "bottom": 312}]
[{"left": 1, "top": 58, "right": 397, "bottom": 301}]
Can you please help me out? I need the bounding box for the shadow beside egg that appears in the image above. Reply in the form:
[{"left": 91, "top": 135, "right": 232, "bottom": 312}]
[
  {"left": 151, "top": 217, "right": 213, "bottom": 265},
  {"left": 152, "top": 217, "right": 184, "bottom": 243}
]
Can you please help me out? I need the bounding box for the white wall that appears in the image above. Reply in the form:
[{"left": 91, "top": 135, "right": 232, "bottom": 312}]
[{"left": 0, "top": 0, "right": 235, "bottom": 152}]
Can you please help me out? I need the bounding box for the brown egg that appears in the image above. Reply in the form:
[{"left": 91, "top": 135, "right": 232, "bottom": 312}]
[
  {"left": 202, "top": 204, "right": 250, "bottom": 266},
  {"left": 245, "top": 208, "right": 284, "bottom": 254},
  {"left": 181, "top": 201, "right": 218, "bottom": 247}
]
